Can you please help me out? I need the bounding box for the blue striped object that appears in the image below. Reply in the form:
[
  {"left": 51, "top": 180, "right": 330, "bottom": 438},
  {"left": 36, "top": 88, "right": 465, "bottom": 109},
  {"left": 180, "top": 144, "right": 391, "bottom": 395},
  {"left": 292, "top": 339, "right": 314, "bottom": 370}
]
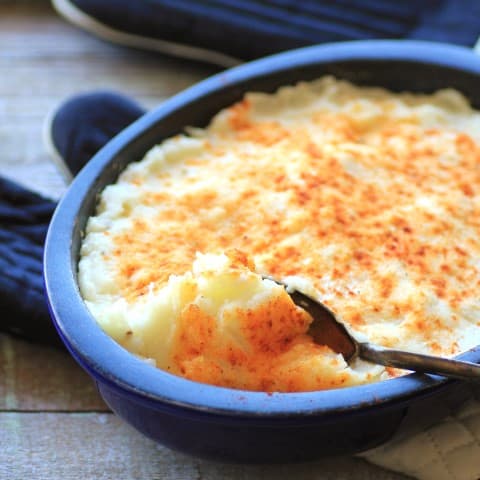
[
  {"left": 65, "top": 0, "right": 480, "bottom": 62},
  {"left": 0, "top": 177, "right": 60, "bottom": 346}
]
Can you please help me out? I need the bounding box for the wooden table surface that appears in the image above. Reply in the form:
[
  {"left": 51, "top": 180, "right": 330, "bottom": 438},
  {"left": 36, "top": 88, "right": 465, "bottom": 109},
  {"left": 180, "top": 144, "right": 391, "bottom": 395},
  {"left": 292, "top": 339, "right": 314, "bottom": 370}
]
[{"left": 0, "top": 2, "right": 408, "bottom": 479}]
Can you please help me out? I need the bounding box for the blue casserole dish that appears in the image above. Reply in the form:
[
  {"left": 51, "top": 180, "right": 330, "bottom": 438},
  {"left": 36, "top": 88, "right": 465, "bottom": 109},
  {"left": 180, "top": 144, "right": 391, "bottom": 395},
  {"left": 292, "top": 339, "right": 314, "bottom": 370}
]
[{"left": 44, "top": 40, "right": 480, "bottom": 463}]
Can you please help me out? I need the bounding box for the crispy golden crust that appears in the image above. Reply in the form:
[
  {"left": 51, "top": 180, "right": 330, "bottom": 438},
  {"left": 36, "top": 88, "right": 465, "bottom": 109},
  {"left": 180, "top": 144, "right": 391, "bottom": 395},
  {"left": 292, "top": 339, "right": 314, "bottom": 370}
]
[{"left": 79, "top": 77, "right": 480, "bottom": 391}]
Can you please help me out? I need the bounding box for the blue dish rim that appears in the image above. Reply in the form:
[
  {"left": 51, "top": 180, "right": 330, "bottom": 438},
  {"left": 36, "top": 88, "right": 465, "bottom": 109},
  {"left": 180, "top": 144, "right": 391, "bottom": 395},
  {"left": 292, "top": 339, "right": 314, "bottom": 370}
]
[{"left": 44, "top": 39, "right": 480, "bottom": 418}]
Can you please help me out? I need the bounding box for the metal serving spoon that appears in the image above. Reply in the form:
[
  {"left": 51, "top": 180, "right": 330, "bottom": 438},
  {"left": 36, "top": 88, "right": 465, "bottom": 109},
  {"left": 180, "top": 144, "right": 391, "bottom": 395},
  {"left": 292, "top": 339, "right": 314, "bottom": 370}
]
[{"left": 278, "top": 282, "right": 480, "bottom": 382}]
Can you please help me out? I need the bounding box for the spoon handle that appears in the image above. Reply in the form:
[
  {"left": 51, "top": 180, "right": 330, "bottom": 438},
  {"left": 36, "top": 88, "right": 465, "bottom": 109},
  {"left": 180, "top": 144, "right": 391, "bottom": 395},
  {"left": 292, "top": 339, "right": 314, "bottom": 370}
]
[{"left": 359, "top": 343, "right": 480, "bottom": 382}]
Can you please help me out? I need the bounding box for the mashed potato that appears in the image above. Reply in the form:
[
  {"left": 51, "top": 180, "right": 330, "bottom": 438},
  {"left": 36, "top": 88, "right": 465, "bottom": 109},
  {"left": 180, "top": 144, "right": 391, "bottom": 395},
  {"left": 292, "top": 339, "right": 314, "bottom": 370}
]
[{"left": 79, "top": 76, "right": 480, "bottom": 392}]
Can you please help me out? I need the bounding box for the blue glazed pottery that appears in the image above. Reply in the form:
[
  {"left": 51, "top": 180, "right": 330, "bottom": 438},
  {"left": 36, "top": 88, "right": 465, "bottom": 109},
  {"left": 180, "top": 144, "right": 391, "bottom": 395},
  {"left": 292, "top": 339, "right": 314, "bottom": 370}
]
[{"left": 44, "top": 40, "right": 480, "bottom": 463}]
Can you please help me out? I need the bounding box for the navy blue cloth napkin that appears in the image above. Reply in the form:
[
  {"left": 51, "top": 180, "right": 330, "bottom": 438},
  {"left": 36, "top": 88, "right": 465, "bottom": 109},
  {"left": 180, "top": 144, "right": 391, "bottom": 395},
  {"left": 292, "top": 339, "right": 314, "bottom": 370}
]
[
  {"left": 0, "top": 177, "right": 61, "bottom": 346},
  {"left": 68, "top": 0, "right": 480, "bottom": 62}
]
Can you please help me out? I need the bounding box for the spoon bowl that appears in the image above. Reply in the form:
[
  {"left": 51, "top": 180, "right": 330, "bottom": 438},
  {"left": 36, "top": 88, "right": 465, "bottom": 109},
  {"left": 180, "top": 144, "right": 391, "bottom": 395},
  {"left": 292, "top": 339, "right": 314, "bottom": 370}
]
[{"left": 283, "top": 284, "right": 480, "bottom": 382}]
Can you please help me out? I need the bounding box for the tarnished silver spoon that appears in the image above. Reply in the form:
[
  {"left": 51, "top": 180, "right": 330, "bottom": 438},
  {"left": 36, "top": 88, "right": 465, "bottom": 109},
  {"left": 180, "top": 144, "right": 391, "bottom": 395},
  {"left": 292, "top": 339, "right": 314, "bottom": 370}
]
[{"left": 277, "top": 282, "right": 480, "bottom": 382}]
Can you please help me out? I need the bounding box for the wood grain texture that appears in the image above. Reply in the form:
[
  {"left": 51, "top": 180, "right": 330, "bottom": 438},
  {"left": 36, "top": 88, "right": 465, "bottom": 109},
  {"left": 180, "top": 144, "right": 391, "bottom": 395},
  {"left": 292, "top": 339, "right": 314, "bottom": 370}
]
[
  {"left": 0, "top": 334, "right": 106, "bottom": 411},
  {"left": 0, "top": 413, "right": 407, "bottom": 480},
  {"left": 0, "top": 2, "right": 409, "bottom": 478},
  {"left": 0, "top": 1, "right": 213, "bottom": 199}
]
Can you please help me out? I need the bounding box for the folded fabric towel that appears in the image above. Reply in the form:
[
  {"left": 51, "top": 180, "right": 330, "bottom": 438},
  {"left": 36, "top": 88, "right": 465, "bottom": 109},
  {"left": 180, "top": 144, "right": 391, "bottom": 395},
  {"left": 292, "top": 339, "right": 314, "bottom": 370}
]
[
  {"left": 361, "top": 385, "right": 480, "bottom": 480},
  {"left": 0, "top": 177, "right": 61, "bottom": 346},
  {"left": 52, "top": 0, "right": 480, "bottom": 66}
]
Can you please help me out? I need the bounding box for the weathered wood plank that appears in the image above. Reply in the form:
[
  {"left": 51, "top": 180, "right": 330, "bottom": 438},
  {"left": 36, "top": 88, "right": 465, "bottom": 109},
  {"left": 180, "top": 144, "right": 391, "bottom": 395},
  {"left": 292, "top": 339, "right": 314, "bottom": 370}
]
[
  {"left": 0, "top": 63, "right": 212, "bottom": 96},
  {"left": 0, "top": 1, "right": 213, "bottom": 198},
  {"left": 1, "top": 162, "right": 67, "bottom": 201},
  {"left": 0, "top": 335, "right": 107, "bottom": 411},
  {"left": 0, "top": 412, "right": 408, "bottom": 480},
  {"left": 0, "top": 4, "right": 215, "bottom": 96}
]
